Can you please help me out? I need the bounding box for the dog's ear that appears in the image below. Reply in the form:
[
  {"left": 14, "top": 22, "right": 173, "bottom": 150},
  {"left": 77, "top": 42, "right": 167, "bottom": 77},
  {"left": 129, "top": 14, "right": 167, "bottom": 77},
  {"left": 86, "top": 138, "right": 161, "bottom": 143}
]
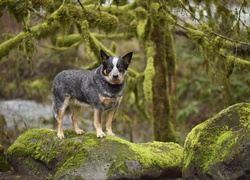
[
  {"left": 100, "top": 50, "right": 109, "bottom": 63},
  {"left": 122, "top": 52, "right": 133, "bottom": 65}
]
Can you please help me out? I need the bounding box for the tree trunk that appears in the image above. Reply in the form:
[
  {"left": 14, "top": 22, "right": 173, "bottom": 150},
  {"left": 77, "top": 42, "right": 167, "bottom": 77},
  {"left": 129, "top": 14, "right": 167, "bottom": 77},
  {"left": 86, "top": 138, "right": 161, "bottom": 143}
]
[{"left": 151, "top": 25, "right": 176, "bottom": 142}]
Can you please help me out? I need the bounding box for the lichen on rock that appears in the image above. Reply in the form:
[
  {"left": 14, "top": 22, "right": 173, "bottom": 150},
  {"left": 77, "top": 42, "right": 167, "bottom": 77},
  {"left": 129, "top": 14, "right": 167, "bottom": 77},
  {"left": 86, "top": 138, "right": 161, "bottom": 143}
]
[
  {"left": 7, "top": 128, "right": 183, "bottom": 179},
  {"left": 183, "top": 103, "right": 250, "bottom": 180}
]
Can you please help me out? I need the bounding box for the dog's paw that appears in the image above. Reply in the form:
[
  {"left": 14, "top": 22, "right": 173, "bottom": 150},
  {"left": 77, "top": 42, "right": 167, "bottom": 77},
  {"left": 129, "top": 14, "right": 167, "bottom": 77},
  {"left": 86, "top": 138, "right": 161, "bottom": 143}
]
[
  {"left": 107, "top": 131, "right": 115, "bottom": 136},
  {"left": 97, "top": 131, "right": 106, "bottom": 138},
  {"left": 75, "top": 129, "right": 84, "bottom": 135},
  {"left": 57, "top": 132, "right": 65, "bottom": 139}
]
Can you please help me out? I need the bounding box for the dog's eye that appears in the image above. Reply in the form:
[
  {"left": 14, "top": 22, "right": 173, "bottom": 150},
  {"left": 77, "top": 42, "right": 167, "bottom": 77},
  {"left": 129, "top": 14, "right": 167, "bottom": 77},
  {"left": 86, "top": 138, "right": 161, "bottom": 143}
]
[
  {"left": 107, "top": 65, "right": 113, "bottom": 72},
  {"left": 117, "top": 64, "right": 123, "bottom": 71}
]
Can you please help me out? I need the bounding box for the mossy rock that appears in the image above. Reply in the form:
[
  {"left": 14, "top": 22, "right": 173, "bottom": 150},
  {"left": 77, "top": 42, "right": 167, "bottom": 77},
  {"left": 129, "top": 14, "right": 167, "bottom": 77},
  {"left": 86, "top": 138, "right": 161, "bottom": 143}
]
[
  {"left": 0, "top": 144, "right": 11, "bottom": 172},
  {"left": 7, "top": 129, "right": 183, "bottom": 179},
  {"left": 183, "top": 103, "right": 250, "bottom": 180}
]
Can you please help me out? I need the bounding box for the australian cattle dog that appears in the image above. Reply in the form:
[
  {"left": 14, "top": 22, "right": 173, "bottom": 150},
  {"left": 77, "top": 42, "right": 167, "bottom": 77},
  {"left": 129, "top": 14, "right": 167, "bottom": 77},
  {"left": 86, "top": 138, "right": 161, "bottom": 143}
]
[{"left": 52, "top": 50, "right": 133, "bottom": 139}]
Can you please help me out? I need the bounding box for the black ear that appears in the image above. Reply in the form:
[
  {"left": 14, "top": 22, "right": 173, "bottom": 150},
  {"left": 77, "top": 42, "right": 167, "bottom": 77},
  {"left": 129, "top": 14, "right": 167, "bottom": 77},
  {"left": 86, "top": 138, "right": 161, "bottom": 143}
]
[
  {"left": 100, "top": 50, "right": 109, "bottom": 63},
  {"left": 122, "top": 52, "right": 133, "bottom": 65}
]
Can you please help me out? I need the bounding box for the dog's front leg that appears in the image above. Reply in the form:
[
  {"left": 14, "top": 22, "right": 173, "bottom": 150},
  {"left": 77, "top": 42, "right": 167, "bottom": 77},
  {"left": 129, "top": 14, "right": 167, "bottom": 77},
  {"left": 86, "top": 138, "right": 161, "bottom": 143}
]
[
  {"left": 94, "top": 108, "right": 106, "bottom": 138},
  {"left": 106, "top": 107, "right": 117, "bottom": 136}
]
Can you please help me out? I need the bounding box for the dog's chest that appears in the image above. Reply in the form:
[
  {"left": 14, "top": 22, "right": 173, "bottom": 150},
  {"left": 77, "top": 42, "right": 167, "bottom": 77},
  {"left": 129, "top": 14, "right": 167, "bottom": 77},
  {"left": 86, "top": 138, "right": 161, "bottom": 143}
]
[{"left": 99, "top": 96, "right": 122, "bottom": 110}]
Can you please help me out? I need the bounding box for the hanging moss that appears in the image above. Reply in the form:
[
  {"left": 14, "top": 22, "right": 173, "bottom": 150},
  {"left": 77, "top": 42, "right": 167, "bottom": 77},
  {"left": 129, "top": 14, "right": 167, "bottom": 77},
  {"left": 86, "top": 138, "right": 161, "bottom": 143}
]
[
  {"left": 137, "top": 18, "right": 148, "bottom": 39},
  {"left": 143, "top": 41, "right": 156, "bottom": 102},
  {"left": 184, "top": 22, "right": 197, "bottom": 30},
  {"left": 80, "top": 20, "right": 104, "bottom": 62},
  {"left": 95, "top": 12, "right": 119, "bottom": 34},
  {"left": 7, "top": 0, "right": 32, "bottom": 22},
  {"left": 227, "top": 56, "right": 250, "bottom": 73},
  {"left": 110, "top": 41, "right": 117, "bottom": 53},
  {"left": 81, "top": 20, "right": 94, "bottom": 59},
  {"left": 186, "top": 28, "right": 206, "bottom": 45},
  {"left": 200, "top": 22, "right": 213, "bottom": 36},
  {"left": 135, "top": 6, "right": 148, "bottom": 19},
  {"left": 165, "top": 26, "right": 176, "bottom": 74},
  {"left": 19, "top": 32, "right": 36, "bottom": 60},
  {"left": 225, "top": 56, "right": 235, "bottom": 77}
]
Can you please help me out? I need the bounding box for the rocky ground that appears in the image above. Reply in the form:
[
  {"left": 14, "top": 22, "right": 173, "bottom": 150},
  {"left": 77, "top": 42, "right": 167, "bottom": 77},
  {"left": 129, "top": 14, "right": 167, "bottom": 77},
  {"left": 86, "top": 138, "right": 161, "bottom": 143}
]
[{"left": 1, "top": 103, "right": 250, "bottom": 179}]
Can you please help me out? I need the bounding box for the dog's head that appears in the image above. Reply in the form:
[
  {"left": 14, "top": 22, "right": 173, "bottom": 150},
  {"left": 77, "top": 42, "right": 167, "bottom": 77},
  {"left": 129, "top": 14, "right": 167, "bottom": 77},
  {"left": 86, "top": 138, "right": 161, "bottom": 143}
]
[{"left": 100, "top": 50, "right": 133, "bottom": 85}]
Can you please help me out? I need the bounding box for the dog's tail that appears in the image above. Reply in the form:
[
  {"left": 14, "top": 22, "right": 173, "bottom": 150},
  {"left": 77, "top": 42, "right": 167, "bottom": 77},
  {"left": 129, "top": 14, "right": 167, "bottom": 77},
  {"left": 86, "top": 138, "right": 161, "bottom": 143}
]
[{"left": 52, "top": 94, "right": 58, "bottom": 120}]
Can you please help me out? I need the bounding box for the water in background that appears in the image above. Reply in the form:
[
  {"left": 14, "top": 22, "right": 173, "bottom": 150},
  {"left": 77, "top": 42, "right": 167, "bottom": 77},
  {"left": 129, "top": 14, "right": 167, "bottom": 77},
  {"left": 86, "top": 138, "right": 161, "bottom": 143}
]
[{"left": 0, "top": 99, "right": 94, "bottom": 131}]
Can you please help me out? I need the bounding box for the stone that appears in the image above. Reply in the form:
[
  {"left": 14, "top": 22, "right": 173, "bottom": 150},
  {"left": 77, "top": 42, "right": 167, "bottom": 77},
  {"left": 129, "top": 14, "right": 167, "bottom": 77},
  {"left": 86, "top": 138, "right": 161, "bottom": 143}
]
[
  {"left": 7, "top": 128, "right": 183, "bottom": 179},
  {"left": 0, "top": 144, "right": 11, "bottom": 172},
  {"left": 183, "top": 103, "right": 250, "bottom": 180}
]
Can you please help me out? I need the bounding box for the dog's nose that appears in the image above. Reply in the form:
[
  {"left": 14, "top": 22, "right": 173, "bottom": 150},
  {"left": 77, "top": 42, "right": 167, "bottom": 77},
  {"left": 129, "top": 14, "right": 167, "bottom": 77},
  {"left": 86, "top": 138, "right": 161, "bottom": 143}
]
[{"left": 113, "top": 74, "right": 119, "bottom": 79}]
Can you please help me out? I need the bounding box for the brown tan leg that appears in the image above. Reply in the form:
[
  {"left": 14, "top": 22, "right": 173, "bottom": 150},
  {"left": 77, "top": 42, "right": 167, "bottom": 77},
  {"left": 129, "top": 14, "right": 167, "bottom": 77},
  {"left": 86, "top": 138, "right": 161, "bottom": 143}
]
[
  {"left": 106, "top": 107, "right": 117, "bottom": 136},
  {"left": 57, "top": 112, "right": 64, "bottom": 139},
  {"left": 94, "top": 108, "right": 105, "bottom": 138},
  {"left": 57, "top": 97, "right": 70, "bottom": 139},
  {"left": 71, "top": 106, "right": 84, "bottom": 135},
  {"left": 106, "top": 97, "right": 122, "bottom": 136}
]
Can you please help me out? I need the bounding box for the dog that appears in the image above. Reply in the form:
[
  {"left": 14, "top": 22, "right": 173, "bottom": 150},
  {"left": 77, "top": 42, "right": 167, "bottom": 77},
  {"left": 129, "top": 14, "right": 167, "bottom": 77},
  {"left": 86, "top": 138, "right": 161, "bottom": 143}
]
[{"left": 52, "top": 50, "right": 133, "bottom": 139}]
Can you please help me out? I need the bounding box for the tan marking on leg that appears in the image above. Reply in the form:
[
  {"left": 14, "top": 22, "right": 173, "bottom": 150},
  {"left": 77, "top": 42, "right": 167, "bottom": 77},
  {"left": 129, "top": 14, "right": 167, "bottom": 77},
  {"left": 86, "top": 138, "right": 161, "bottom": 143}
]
[
  {"left": 106, "top": 108, "right": 117, "bottom": 136},
  {"left": 94, "top": 108, "right": 105, "bottom": 138},
  {"left": 106, "top": 97, "right": 122, "bottom": 136},
  {"left": 57, "top": 112, "right": 64, "bottom": 139},
  {"left": 71, "top": 106, "right": 84, "bottom": 135},
  {"left": 57, "top": 97, "right": 70, "bottom": 139}
]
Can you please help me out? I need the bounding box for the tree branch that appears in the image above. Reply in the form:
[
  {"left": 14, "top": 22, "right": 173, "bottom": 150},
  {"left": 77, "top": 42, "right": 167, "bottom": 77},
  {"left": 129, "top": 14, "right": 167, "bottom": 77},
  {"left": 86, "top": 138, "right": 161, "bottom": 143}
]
[{"left": 176, "top": 23, "right": 250, "bottom": 48}]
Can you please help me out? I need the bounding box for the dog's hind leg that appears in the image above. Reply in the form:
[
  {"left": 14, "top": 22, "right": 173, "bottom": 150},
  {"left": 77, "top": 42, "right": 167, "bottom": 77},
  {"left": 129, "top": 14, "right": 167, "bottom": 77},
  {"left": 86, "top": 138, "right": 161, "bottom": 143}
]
[
  {"left": 94, "top": 108, "right": 106, "bottom": 138},
  {"left": 71, "top": 106, "right": 84, "bottom": 135},
  {"left": 56, "top": 97, "right": 70, "bottom": 139}
]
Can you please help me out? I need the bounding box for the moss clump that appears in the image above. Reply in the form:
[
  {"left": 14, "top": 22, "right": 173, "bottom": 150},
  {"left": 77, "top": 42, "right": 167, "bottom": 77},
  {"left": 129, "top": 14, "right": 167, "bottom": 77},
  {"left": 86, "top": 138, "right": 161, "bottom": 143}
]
[
  {"left": 97, "top": 12, "right": 119, "bottom": 33},
  {"left": 227, "top": 56, "right": 250, "bottom": 73},
  {"left": 135, "top": 6, "right": 148, "bottom": 19},
  {"left": 183, "top": 103, "right": 250, "bottom": 178},
  {"left": 186, "top": 28, "right": 206, "bottom": 45}
]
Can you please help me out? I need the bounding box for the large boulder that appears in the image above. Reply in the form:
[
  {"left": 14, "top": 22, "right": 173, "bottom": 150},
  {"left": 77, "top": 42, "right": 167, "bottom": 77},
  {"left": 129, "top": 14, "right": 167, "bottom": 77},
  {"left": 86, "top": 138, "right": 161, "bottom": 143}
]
[
  {"left": 0, "top": 144, "right": 11, "bottom": 172},
  {"left": 7, "top": 129, "right": 183, "bottom": 179},
  {"left": 183, "top": 103, "right": 250, "bottom": 180}
]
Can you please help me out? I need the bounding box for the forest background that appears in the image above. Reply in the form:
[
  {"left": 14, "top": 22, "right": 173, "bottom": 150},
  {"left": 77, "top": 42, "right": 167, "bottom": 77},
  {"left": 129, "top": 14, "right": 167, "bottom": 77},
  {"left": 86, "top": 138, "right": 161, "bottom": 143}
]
[{"left": 0, "top": 0, "right": 250, "bottom": 147}]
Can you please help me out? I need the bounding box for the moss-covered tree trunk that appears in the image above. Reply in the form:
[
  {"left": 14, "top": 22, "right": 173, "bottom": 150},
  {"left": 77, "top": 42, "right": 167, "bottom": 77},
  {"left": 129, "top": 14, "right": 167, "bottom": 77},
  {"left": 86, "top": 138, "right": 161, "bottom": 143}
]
[{"left": 151, "top": 25, "right": 176, "bottom": 142}]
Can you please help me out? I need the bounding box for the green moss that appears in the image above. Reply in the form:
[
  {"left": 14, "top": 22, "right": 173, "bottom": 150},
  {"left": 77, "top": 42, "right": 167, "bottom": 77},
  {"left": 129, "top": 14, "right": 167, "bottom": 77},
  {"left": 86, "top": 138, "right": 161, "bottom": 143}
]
[
  {"left": 165, "top": 26, "right": 176, "bottom": 74},
  {"left": 200, "top": 22, "right": 213, "bottom": 35},
  {"left": 143, "top": 40, "right": 156, "bottom": 102},
  {"left": 183, "top": 103, "right": 250, "bottom": 175},
  {"left": 97, "top": 12, "right": 119, "bottom": 33},
  {"left": 186, "top": 28, "right": 205, "bottom": 45},
  {"left": 227, "top": 56, "right": 250, "bottom": 73},
  {"left": 135, "top": 7, "right": 148, "bottom": 19},
  {"left": 184, "top": 22, "right": 197, "bottom": 30},
  {"left": 106, "top": 136, "right": 183, "bottom": 171},
  {"left": 0, "top": 32, "right": 25, "bottom": 59},
  {"left": 8, "top": 128, "right": 183, "bottom": 178},
  {"left": 137, "top": 18, "right": 148, "bottom": 38},
  {"left": 56, "top": 34, "right": 82, "bottom": 47}
]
